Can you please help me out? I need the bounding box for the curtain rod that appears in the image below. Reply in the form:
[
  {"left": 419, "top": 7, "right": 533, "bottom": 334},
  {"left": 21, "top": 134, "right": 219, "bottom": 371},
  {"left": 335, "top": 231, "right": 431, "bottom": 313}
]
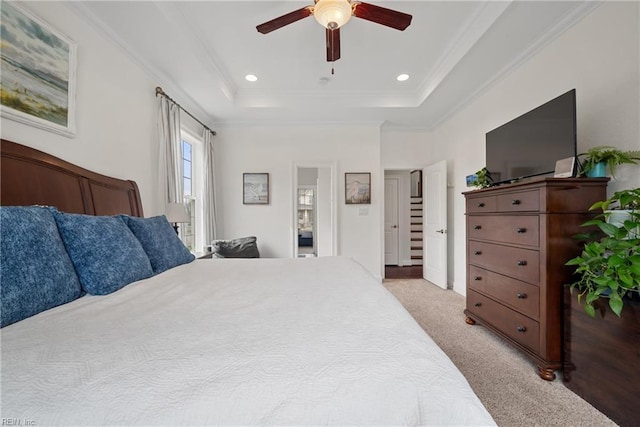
[{"left": 155, "top": 86, "right": 217, "bottom": 136}]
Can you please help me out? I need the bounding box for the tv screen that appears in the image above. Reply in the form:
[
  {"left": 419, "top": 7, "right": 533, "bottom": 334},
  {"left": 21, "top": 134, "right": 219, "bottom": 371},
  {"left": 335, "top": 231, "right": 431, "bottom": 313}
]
[{"left": 486, "top": 89, "right": 577, "bottom": 185}]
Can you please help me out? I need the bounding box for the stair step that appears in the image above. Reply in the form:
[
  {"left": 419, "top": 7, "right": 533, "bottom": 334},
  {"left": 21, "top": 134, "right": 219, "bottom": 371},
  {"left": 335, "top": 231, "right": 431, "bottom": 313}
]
[{"left": 411, "top": 255, "right": 423, "bottom": 260}]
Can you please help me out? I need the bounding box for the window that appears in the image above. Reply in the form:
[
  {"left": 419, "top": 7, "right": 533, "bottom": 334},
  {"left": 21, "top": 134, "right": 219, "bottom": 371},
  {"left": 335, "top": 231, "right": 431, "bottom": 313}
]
[
  {"left": 182, "top": 140, "right": 192, "bottom": 197},
  {"left": 179, "top": 131, "right": 204, "bottom": 253}
]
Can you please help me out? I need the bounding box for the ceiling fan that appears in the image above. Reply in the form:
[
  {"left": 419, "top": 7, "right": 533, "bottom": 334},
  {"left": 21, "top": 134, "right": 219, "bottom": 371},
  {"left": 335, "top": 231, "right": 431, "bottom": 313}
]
[{"left": 256, "top": 0, "right": 412, "bottom": 64}]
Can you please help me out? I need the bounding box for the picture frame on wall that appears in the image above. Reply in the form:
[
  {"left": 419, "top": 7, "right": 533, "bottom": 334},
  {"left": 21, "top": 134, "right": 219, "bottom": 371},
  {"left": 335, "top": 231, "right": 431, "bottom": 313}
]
[
  {"left": 345, "top": 172, "right": 371, "bottom": 205},
  {"left": 0, "top": 2, "right": 77, "bottom": 137},
  {"left": 243, "top": 173, "right": 269, "bottom": 204}
]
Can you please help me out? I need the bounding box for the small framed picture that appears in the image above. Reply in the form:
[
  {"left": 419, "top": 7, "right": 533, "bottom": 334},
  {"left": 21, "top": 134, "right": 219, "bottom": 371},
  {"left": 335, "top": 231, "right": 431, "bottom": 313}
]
[
  {"left": 345, "top": 172, "right": 371, "bottom": 205},
  {"left": 243, "top": 173, "right": 269, "bottom": 204},
  {"left": 554, "top": 157, "right": 576, "bottom": 178}
]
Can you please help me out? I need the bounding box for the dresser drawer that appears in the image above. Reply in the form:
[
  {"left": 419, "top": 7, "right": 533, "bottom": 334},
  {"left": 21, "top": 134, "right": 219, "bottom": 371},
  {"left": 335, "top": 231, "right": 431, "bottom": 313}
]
[
  {"left": 467, "top": 290, "right": 540, "bottom": 353},
  {"left": 466, "top": 195, "right": 497, "bottom": 213},
  {"left": 468, "top": 265, "right": 540, "bottom": 320},
  {"left": 467, "top": 215, "right": 539, "bottom": 247},
  {"left": 468, "top": 241, "right": 540, "bottom": 284},
  {"left": 497, "top": 190, "right": 540, "bottom": 212}
]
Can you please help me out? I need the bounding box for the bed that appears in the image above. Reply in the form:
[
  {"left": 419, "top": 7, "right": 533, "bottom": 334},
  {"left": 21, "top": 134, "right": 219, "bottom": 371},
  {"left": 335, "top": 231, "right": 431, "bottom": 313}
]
[{"left": 0, "top": 139, "right": 495, "bottom": 426}]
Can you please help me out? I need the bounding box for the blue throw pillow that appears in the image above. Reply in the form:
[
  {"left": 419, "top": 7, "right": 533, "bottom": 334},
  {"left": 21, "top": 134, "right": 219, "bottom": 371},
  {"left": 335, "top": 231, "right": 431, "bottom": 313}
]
[
  {"left": 122, "top": 215, "right": 195, "bottom": 274},
  {"left": 0, "top": 206, "right": 82, "bottom": 327},
  {"left": 52, "top": 211, "right": 153, "bottom": 295}
]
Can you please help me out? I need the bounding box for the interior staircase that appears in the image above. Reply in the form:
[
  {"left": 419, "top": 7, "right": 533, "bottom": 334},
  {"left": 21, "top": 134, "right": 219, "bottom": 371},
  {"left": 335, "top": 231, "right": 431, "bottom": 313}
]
[{"left": 410, "top": 195, "right": 423, "bottom": 265}]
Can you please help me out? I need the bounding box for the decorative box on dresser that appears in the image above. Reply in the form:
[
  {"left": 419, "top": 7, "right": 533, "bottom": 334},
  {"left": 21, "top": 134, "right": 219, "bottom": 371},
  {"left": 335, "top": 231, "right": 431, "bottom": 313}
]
[{"left": 463, "top": 177, "right": 608, "bottom": 380}]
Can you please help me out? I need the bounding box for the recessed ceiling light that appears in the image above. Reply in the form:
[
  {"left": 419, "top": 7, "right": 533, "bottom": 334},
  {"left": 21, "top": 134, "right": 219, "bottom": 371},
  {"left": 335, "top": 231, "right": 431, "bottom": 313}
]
[
  {"left": 396, "top": 73, "right": 409, "bottom": 82},
  {"left": 245, "top": 74, "right": 258, "bottom": 82}
]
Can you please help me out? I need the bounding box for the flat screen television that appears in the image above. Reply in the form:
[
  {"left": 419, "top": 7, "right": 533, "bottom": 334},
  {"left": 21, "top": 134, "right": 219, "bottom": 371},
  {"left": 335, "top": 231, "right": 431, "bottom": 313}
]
[{"left": 486, "top": 89, "right": 577, "bottom": 185}]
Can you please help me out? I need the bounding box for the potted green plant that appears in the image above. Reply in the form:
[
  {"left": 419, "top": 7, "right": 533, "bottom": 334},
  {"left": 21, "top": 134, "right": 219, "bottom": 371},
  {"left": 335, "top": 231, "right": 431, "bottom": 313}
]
[
  {"left": 591, "top": 187, "right": 640, "bottom": 239},
  {"left": 578, "top": 146, "right": 640, "bottom": 178},
  {"left": 469, "top": 167, "right": 493, "bottom": 189},
  {"left": 566, "top": 188, "right": 640, "bottom": 317},
  {"left": 563, "top": 187, "right": 640, "bottom": 426}
]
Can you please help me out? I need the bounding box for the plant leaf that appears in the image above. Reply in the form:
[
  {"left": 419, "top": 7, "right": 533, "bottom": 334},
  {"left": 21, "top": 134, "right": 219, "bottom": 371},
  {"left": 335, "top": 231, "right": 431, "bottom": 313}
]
[
  {"left": 585, "top": 303, "right": 596, "bottom": 318},
  {"left": 609, "top": 293, "right": 623, "bottom": 317}
]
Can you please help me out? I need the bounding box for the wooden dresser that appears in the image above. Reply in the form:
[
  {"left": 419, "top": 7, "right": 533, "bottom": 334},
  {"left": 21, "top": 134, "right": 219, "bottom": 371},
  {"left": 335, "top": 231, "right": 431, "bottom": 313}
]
[{"left": 463, "top": 178, "right": 608, "bottom": 380}]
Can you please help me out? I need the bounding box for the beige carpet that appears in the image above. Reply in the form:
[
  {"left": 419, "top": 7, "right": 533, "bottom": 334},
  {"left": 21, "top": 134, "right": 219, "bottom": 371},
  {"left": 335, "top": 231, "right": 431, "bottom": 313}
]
[{"left": 383, "top": 278, "right": 616, "bottom": 427}]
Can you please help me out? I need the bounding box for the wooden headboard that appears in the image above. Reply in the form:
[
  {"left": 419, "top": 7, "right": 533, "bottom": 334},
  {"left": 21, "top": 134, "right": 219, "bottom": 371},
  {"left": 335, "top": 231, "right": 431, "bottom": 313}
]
[{"left": 1, "top": 139, "right": 143, "bottom": 217}]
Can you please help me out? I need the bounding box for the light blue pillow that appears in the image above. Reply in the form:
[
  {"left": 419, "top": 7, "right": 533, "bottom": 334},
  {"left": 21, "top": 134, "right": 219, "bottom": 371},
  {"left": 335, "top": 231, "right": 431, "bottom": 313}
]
[
  {"left": 122, "top": 215, "right": 195, "bottom": 274},
  {"left": 52, "top": 211, "right": 153, "bottom": 295},
  {"left": 0, "top": 206, "right": 82, "bottom": 327}
]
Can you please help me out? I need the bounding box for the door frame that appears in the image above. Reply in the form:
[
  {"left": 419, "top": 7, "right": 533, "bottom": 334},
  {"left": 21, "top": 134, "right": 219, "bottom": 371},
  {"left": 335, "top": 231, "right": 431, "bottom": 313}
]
[
  {"left": 292, "top": 161, "right": 338, "bottom": 258},
  {"left": 384, "top": 176, "right": 401, "bottom": 266},
  {"left": 382, "top": 168, "right": 425, "bottom": 277}
]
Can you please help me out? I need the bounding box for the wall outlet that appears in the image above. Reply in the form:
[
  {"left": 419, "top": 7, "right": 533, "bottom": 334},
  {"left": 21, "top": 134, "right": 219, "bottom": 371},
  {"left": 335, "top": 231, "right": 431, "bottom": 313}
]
[{"left": 358, "top": 208, "right": 369, "bottom": 216}]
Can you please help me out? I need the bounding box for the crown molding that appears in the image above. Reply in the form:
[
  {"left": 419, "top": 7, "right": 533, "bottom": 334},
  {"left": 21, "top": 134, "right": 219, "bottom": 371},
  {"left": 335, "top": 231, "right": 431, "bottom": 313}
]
[
  {"left": 415, "top": 1, "right": 512, "bottom": 106},
  {"left": 66, "top": 2, "right": 218, "bottom": 127},
  {"left": 428, "top": 1, "right": 602, "bottom": 131},
  {"left": 152, "top": 2, "right": 237, "bottom": 102}
]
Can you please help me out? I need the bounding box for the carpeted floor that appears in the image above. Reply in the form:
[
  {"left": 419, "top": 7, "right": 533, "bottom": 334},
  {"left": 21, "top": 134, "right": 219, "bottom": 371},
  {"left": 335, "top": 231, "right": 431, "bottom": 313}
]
[{"left": 383, "top": 278, "right": 616, "bottom": 427}]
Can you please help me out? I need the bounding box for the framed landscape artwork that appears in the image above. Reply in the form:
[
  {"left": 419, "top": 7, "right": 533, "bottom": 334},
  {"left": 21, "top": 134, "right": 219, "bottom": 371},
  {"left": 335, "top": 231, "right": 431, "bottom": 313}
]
[
  {"left": 345, "top": 172, "right": 371, "bottom": 205},
  {"left": 243, "top": 173, "right": 269, "bottom": 205},
  {"left": 0, "top": 2, "right": 77, "bottom": 137}
]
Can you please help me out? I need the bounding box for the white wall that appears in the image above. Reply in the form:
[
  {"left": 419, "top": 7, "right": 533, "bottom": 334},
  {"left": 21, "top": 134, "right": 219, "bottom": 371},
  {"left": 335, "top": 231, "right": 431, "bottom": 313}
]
[
  {"left": 1, "top": 2, "right": 163, "bottom": 217},
  {"left": 4, "top": 2, "right": 636, "bottom": 288},
  {"left": 214, "top": 124, "right": 383, "bottom": 279},
  {"left": 426, "top": 2, "right": 640, "bottom": 295}
]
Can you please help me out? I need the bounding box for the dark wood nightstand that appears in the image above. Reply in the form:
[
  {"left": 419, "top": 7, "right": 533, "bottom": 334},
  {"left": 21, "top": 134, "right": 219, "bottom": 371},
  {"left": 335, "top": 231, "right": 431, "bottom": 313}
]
[{"left": 197, "top": 252, "right": 213, "bottom": 259}]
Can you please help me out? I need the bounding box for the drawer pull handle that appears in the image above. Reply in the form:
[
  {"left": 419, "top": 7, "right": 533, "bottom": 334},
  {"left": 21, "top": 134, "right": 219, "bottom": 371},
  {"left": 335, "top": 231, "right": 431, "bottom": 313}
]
[
  {"left": 517, "top": 326, "right": 527, "bottom": 333},
  {"left": 474, "top": 302, "right": 482, "bottom": 307},
  {"left": 516, "top": 227, "right": 527, "bottom": 233},
  {"left": 477, "top": 202, "right": 485, "bottom": 208},
  {"left": 474, "top": 276, "right": 482, "bottom": 281},
  {"left": 516, "top": 260, "right": 527, "bottom": 266},
  {"left": 512, "top": 199, "right": 521, "bottom": 205},
  {"left": 517, "top": 293, "right": 527, "bottom": 299},
  {"left": 474, "top": 251, "right": 482, "bottom": 256},
  {"left": 474, "top": 225, "right": 482, "bottom": 230}
]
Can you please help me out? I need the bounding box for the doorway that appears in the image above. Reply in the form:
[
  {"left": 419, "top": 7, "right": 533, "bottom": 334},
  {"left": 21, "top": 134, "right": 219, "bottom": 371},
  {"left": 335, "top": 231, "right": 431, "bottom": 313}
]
[
  {"left": 384, "top": 170, "right": 423, "bottom": 279},
  {"left": 292, "top": 163, "right": 337, "bottom": 258},
  {"left": 382, "top": 163, "right": 448, "bottom": 287}
]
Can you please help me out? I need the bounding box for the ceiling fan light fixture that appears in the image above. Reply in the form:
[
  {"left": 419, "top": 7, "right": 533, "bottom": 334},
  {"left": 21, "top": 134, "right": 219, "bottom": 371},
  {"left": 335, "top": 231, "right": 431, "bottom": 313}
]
[{"left": 313, "top": 0, "right": 352, "bottom": 29}]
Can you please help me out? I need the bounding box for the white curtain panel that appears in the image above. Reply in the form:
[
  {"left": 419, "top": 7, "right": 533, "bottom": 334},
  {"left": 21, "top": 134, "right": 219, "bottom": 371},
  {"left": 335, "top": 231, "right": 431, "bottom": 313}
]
[
  {"left": 203, "top": 129, "right": 218, "bottom": 242},
  {"left": 157, "top": 97, "right": 183, "bottom": 204}
]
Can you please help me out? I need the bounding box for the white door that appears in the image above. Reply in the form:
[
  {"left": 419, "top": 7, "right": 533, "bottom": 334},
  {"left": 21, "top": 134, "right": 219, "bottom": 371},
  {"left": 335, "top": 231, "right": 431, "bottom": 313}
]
[
  {"left": 316, "top": 167, "right": 333, "bottom": 256},
  {"left": 423, "top": 161, "right": 447, "bottom": 288},
  {"left": 384, "top": 177, "right": 400, "bottom": 265}
]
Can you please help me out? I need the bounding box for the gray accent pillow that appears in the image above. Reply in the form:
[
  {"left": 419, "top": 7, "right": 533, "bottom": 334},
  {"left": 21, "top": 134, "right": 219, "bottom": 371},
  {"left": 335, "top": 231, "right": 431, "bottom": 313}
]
[{"left": 211, "top": 236, "right": 260, "bottom": 258}]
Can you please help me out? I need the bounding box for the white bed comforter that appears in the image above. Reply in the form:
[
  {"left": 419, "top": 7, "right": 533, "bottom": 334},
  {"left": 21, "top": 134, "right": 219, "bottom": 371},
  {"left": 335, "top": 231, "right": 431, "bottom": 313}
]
[{"left": 1, "top": 257, "right": 495, "bottom": 426}]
